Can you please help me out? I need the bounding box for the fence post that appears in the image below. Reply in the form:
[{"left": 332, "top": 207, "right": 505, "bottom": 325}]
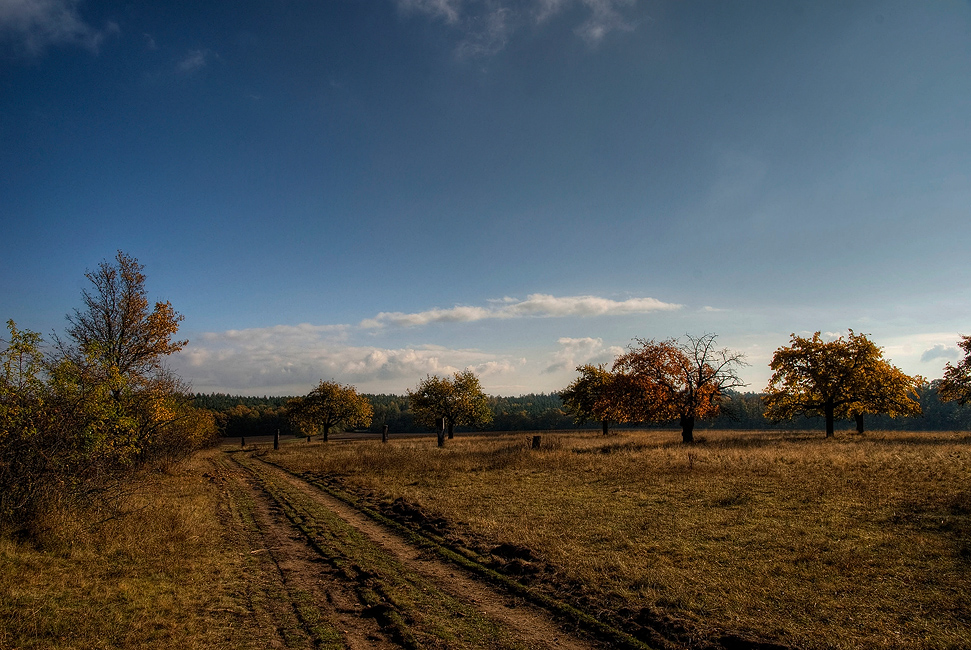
[
  {"left": 241, "top": 436, "right": 245, "bottom": 448},
  {"left": 382, "top": 424, "right": 389, "bottom": 443}
]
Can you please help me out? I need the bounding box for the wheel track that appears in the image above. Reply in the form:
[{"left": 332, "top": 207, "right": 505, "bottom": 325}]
[
  {"left": 209, "top": 452, "right": 397, "bottom": 649},
  {"left": 234, "top": 450, "right": 655, "bottom": 650}
]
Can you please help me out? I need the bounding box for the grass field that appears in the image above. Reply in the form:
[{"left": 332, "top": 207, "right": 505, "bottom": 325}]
[
  {"left": 268, "top": 428, "right": 971, "bottom": 649},
  {"left": 1, "top": 429, "right": 968, "bottom": 649},
  {"left": 0, "top": 451, "right": 260, "bottom": 650}
]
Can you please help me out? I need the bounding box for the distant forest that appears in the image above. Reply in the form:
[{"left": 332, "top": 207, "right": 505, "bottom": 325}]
[{"left": 195, "top": 381, "right": 971, "bottom": 438}]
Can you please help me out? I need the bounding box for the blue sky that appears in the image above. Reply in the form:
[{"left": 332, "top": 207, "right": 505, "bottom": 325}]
[{"left": 2, "top": 0, "right": 970, "bottom": 396}]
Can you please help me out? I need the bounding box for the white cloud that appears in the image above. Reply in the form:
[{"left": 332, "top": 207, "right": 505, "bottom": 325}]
[
  {"left": 177, "top": 48, "right": 213, "bottom": 73},
  {"left": 455, "top": 5, "right": 512, "bottom": 58},
  {"left": 574, "top": 0, "right": 636, "bottom": 46},
  {"left": 0, "top": 0, "right": 117, "bottom": 55},
  {"left": 394, "top": 0, "right": 637, "bottom": 57},
  {"left": 545, "top": 336, "right": 624, "bottom": 373},
  {"left": 396, "top": 0, "right": 460, "bottom": 24},
  {"left": 362, "top": 293, "right": 680, "bottom": 329},
  {"left": 174, "top": 325, "right": 519, "bottom": 395},
  {"left": 920, "top": 344, "right": 959, "bottom": 363}
]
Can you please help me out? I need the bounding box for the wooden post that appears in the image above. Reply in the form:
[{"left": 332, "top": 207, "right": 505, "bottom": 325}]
[
  {"left": 382, "top": 424, "right": 389, "bottom": 443},
  {"left": 437, "top": 418, "right": 446, "bottom": 447},
  {"left": 273, "top": 429, "right": 279, "bottom": 450},
  {"left": 531, "top": 435, "right": 541, "bottom": 450},
  {"left": 241, "top": 436, "right": 245, "bottom": 448}
]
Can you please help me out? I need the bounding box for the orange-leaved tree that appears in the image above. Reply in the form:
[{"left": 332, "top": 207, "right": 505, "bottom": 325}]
[
  {"left": 612, "top": 333, "right": 746, "bottom": 443},
  {"left": 64, "top": 250, "right": 186, "bottom": 399}
]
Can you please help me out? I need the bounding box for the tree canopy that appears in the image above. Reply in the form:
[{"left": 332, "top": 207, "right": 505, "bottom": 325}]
[
  {"left": 559, "top": 364, "right": 623, "bottom": 435},
  {"left": 939, "top": 335, "right": 971, "bottom": 405},
  {"left": 288, "top": 381, "right": 373, "bottom": 441},
  {"left": 64, "top": 250, "right": 186, "bottom": 397},
  {"left": 1, "top": 253, "right": 214, "bottom": 536},
  {"left": 612, "top": 333, "right": 746, "bottom": 443},
  {"left": 763, "top": 331, "right": 922, "bottom": 437},
  {"left": 408, "top": 369, "right": 492, "bottom": 438}
]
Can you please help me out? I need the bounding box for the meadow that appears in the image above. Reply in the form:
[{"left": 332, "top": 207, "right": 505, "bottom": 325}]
[
  {"left": 269, "top": 428, "right": 971, "bottom": 649},
  {"left": 2, "top": 429, "right": 968, "bottom": 649}
]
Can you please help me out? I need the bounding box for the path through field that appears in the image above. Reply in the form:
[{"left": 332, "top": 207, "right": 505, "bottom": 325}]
[{"left": 208, "top": 450, "right": 617, "bottom": 650}]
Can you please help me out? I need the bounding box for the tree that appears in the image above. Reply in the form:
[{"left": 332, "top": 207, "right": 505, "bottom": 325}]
[
  {"left": 559, "top": 364, "right": 622, "bottom": 435},
  {"left": 612, "top": 333, "right": 747, "bottom": 443},
  {"left": 763, "top": 331, "right": 922, "bottom": 437},
  {"left": 842, "top": 360, "right": 923, "bottom": 433},
  {"left": 939, "top": 335, "right": 971, "bottom": 405},
  {"left": 408, "top": 369, "right": 492, "bottom": 439},
  {"left": 63, "top": 250, "right": 186, "bottom": 399},
  {"left": 58, "top": 251, "right": 204, "bottom": 465},
  {"left": 288, "top": 381, "right": 373, "bottom": 442}
]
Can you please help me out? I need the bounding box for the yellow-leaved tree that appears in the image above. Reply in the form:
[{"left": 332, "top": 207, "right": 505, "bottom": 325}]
[
  {"left": 408, "top": 370, "right": 492, "bottom": 439},
  {"left": 559, "top": 364, "right": 625, "bottom": 436},
  {"left": 939, "top": 335, "right": 971, "bottom": 405},
  {"left": 287, "top": 381, "right": 373, "bottom": 442},
  {"left": 763, "top": 331, "right": 922, "bottom": 437}
]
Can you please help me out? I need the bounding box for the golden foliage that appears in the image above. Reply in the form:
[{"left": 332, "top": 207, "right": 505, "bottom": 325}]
[
  {"left": 407, "top": 369, "right": 492, "bottom": 435},
  {"left": 939, "top": 334, "right": 971, "bottom": 405},
  {"left": 288, "top": 380, "right": 373, "bottom": 438},
  {"left": 763, "top": 331, "right": 922, "bottom": 436}
]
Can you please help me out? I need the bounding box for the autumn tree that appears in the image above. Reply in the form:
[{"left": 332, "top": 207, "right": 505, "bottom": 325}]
[
  {"left": 63, "top": 250, "right": 186, "bottom": 399},
  {"left": 560, "top": 364, "right": 623, "bottom": 435},
  {"left": 612, "top": 333, "right": 747, "bottom": 443},
  {"left": 763, "top": 331, "right": 922, "bottom": 437},
  {"left": 0, "top": 255, "right": 214, "bottom": 535},
  {"left": 842, "top": 360, "right": 923, "bottom": 433},
  {"left": 408, "top": 369, "right": 492, "bottom": 439},
  {"left": 288, "top": 381, "right": 373, "bottom": 442},
  {"left": 939, "top": 335, "right": 971, "bottom": 405}
]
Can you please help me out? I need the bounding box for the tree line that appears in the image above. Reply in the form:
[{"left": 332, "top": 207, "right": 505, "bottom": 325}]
[
  {"left": 8, "top": 252, "right": 971, "bottom": 537},
  {"left": 248, "top": 331, "right": 971, "bottom": 446}
]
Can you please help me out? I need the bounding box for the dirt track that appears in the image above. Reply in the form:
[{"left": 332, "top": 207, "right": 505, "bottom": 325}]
[{"left": 208, "top": 450, "right": 621, "bottom": 650}]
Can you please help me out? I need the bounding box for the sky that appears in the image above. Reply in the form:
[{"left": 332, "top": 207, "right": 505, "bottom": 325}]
[{"left": 2, "top": 0, "right": 970, "bottom": 397}]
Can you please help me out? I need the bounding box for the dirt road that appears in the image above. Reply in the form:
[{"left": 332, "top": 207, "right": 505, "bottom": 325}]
[{"left": 207, "top": 450, "right": 638, "bottom": 650}]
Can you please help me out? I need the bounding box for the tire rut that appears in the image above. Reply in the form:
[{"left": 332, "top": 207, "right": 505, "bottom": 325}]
[
  {"left": 210, "top": 453, "right": 398, "bottom": 649},
  {"left": 234, "top": 451, "right": 617, "bottom": 650}
]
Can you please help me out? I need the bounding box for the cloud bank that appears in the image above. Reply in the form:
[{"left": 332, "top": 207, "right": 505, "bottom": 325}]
[
  {"left": 920, "top": 344, "right": 960, "bottom": 363},
  {"left": 177, "top": 329, "right": 521, "bottom": 395},
  {"left": 361, "top": 293, "right": 680, "bottom": 328},
  {"left": 174, "top": 292, "right": 673, "bottom": 394}
]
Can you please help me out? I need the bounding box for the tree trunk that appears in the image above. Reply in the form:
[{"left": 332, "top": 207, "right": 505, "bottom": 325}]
[
  {"left": 323, "top": 423, "right": 330, "bottom": 442},
  {"left": 680, "top": 415, "right": 695, "bottom": 444},
  {"left": 447, "top": 422, "right": 454, "bottom": 439},
  {"left": 854, "top": 412, "right": 864, "bottom": 434},
  {"left": 601, "top": 420, "right": 609, "bottom": 436},
  {"left": 825, "top": 400, "right": 835, "bottom": 438}
]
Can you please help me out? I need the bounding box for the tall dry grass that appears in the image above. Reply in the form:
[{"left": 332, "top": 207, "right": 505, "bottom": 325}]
[
  {"left": 0, "top": 450, "right": 255, "bottom": 650},
  {"left": 271, "top": 429, "right": 971, "bottom": 649}
]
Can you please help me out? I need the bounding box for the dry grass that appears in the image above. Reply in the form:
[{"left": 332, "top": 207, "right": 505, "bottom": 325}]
[
  {"left": 270, "top": 429, "right": 971, "bottom": 649},
  {"left": 0, "top": 450, "right": 255, "bottom": 650}
]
